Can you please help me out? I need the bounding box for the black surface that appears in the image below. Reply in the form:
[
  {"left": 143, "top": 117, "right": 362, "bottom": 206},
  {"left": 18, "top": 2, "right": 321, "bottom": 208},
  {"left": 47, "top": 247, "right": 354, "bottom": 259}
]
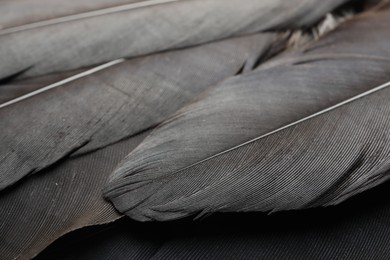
[{"left": 38, "top": 181, "right": 390, "bottom": 260}]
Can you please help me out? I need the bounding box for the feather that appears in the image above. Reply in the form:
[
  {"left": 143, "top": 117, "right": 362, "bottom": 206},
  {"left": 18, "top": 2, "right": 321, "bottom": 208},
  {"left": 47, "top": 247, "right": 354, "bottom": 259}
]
[
  {"left": 0, "top": 0, "right": 349, "bottom": 79},
  {"left": 104, "top": 7, "right": 390, "bottom": 221},
  {"left": 0, "top": 0, "right": 144, "bottom": 29},
  {"left": 0, "top": 33, "right": 284, "bottom": 190},
  {"left": 0, "top": 131, "right": 150, "bottom": 260}
]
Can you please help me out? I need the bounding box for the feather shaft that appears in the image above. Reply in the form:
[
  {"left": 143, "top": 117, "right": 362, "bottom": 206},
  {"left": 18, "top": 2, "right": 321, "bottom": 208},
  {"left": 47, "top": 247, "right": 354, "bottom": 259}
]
[{"left": 0, "top": 59, "right": 124, "bottom": 108}]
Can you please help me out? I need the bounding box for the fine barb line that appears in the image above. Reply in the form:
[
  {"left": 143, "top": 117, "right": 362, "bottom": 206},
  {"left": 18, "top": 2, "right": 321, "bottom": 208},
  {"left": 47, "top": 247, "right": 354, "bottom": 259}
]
[
  {"left": 0, "top": 0, "right": 178, "bottom": 35},
  {"left": 177, "top": 81, "right": 390, "bottom": 173},
  {"left": 0, "top": 59, "right": 125, "bottom": 109}
]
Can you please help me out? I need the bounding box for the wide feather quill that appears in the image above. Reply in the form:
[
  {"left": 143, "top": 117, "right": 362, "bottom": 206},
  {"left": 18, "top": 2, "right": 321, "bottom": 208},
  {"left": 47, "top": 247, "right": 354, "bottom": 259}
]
[
  {"left": 0, "top": 0, "right": 349, "bottom": 79},
  {"left": 105, "top": 7, "right": 390, "bottom": 221}
]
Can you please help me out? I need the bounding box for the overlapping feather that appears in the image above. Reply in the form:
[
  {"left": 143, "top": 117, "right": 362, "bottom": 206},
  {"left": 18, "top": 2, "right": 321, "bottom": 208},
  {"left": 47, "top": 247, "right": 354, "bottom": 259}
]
[
  {"left": 0, "top": 0, "right": 349, "bottom": 79},
  {"left": 0, "top": 33, "right": 285, "bottom": 190},
  {"left": 0, "top": 0, "right": 389, "bottom": 259},
  {"left": 105, "top": 7, "right": 390, "bottom": 221},
  {"left": 0, "top": 33, "right": 287, "bottom": 259}
]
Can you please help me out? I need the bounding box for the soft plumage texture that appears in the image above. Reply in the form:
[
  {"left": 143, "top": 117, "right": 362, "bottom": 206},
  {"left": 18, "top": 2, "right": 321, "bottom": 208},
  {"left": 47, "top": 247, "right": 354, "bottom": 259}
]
[
  {"left": 1, "top": 1, "right": 389, "bottom": 259},
  {"left": 105, "top": 8, "right": 390, "bottom": 221},
  {"left": 39, "top": 181, "right": 390, "bottom": 260},
  {"left": 0, "top": 33, "right": 283, "bottom": 191},
  {"left": 0, "top": 130, "right": 153, "bottom": 260},
  {"left": 0, "top": 0, "right": 349, "bottom": 79},
  {"left": 0, "top": 0, "right": 143, "bottom": 29}
]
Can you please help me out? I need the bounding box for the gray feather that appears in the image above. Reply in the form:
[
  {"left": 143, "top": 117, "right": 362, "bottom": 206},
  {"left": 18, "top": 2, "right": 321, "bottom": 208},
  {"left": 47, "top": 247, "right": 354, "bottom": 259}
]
[
  {"left": 0, "top": 33, "right": 283, "bottom": 190},
  {"left": 0, "top": 0, "right": 348, "bottom": 79},
  {"left": 104, "top": 7, "right": 390, "bottom": 221}
]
